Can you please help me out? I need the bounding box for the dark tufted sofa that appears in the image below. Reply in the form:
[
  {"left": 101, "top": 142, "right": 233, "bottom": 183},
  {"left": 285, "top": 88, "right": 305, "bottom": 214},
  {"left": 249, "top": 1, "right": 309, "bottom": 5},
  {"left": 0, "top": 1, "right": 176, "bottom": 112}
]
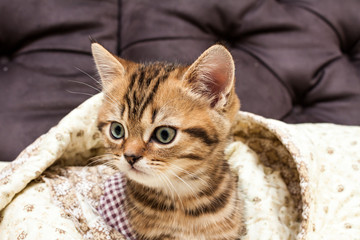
[{"left": 1, "top": 0, "right": 360, "bottom": 161}]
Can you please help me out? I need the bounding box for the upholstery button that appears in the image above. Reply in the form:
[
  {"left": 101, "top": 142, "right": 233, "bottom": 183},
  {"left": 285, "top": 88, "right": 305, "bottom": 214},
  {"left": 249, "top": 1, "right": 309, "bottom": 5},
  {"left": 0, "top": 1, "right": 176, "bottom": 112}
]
[{"left": 0, "top": 56, "right": 9, "bottom": 72}]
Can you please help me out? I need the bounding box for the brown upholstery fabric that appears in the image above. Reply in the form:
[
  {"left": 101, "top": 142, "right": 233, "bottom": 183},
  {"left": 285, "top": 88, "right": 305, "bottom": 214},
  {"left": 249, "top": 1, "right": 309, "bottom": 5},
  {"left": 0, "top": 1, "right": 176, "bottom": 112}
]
[
  {"left": 120, "top": 0, "right": 360, "bottom": 124},
  {"left": 1, "top": 0, "right": 359, "bottom": 161},
  {"left": 0, "top": 0, "right": 118, "bottom": 161}
]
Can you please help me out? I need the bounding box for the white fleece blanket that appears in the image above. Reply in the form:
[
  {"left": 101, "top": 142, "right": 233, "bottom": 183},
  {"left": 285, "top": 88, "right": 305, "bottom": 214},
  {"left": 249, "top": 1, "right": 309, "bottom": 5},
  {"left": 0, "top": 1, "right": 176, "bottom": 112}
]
[{"left": 0, "top": 93, "right": 359, "bottom": 240}]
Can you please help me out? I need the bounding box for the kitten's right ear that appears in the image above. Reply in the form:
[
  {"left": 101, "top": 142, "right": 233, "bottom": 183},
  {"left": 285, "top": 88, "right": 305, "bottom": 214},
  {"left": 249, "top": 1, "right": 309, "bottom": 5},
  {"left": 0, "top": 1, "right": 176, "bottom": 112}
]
[
  {"left": 183, "top": 45, "right": 235, "bottom": 108},
  {"left": 91, "top": 43, "right": 125, "bottom": 89}
]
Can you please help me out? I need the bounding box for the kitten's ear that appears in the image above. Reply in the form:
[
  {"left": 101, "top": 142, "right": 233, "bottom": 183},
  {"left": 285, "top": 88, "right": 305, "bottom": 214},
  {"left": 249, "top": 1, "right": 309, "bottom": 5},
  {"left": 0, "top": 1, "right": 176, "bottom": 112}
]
[
  {"left": 91, "top": 43, "right": 125, "bottom": 89},
  {"left": 183, "top": 45, "right": 235, "bottom": 108}
]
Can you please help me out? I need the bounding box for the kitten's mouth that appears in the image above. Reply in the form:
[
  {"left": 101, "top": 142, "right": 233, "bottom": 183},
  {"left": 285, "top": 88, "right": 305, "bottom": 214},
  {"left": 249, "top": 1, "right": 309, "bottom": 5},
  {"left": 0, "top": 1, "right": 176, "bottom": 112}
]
[{"left": 129, "top": 166, "right": 146, "bottom": 175}]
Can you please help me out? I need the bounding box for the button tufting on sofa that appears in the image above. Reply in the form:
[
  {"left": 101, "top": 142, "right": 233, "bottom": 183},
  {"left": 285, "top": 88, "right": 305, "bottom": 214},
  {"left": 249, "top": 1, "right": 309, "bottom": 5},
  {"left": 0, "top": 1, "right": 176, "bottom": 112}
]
[
  {"left": 120, "top": 0, "right": 360, "bottom": 125},
  {"left": 0, "top": 0, "right": 119, "bottom": 161},
  {"left": 1, "top": 0, "right": 359, "bottom": 161}
]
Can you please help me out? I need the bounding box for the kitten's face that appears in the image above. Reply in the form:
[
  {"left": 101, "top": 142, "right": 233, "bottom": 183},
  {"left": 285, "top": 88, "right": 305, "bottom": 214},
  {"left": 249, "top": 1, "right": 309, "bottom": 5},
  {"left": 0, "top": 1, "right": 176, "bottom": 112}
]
[{"left": 93, "top": 44, "right": 240, "bottom": 194}]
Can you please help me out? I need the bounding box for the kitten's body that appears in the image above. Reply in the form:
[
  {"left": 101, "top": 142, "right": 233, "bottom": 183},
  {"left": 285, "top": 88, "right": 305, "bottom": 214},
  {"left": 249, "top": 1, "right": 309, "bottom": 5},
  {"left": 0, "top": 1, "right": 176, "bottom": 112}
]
[{"left": 92, "top": 43, "right": 244, "bottom": 240}]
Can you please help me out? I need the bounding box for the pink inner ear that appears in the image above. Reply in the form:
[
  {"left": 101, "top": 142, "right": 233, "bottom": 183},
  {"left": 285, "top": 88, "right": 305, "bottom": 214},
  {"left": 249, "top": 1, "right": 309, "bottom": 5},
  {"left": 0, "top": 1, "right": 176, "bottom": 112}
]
[
  {"left": 185, "top": 45, "right": 234, "bottom": 106},
  {"left": 208, "top": 68, "right": 229, "bottom": 95},
  {"left": 208, "top": 71, "right": 226, "bottom": 107}
]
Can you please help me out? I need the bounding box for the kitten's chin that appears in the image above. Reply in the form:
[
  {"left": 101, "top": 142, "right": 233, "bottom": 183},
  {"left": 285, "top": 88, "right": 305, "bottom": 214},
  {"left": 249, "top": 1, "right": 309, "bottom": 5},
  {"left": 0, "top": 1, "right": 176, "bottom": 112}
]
[
  {"left": 120, "top": 161, "right": 169, "bottom": 190},
  {"left": 125, "top": 169, "right": 163, "bottom": 189}
]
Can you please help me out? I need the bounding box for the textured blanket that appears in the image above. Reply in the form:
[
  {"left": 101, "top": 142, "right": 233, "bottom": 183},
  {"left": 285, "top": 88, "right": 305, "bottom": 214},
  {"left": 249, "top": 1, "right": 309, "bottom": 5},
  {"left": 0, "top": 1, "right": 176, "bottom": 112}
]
[{"left": 0, "top": 93, "right": 359, "bottom": 240}]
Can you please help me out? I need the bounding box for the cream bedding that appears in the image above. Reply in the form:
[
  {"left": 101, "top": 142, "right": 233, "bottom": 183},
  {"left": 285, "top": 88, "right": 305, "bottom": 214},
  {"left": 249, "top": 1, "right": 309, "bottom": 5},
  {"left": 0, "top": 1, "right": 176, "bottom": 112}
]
[{"left": 0, "top": 93, "right": 359, "bottom": 240}]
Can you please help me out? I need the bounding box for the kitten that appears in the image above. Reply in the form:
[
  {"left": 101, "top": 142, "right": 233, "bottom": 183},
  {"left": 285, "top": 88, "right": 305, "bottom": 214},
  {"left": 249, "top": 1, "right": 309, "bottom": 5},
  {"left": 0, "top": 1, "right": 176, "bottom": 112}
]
[{"left": 92, "top": 43, "right": 244, "bottom": 240}]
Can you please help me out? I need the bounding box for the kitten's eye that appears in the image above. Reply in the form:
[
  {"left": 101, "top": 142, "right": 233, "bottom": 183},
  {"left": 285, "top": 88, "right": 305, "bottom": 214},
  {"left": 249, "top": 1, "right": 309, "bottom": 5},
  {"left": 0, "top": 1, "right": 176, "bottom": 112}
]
[
  {"left": 154, "top": 127, "right": 176, "bottom": 144},
  {"left": 110, "top": 122, "right": 125, "bottom": 139}
]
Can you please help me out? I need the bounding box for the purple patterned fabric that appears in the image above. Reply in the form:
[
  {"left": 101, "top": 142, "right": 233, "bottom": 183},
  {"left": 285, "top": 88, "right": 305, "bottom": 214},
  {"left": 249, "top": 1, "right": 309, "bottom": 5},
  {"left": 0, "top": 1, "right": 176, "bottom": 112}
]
[{"left": 98, "top": 173, "right": 137, "bottom": 240}]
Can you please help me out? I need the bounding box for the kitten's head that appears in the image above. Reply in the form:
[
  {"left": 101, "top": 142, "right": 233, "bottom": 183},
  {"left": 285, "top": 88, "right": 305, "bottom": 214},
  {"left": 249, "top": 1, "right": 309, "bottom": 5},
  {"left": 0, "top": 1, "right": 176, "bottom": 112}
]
[{"left": 92, "top": 43, "right": 240, "bottom": 193}]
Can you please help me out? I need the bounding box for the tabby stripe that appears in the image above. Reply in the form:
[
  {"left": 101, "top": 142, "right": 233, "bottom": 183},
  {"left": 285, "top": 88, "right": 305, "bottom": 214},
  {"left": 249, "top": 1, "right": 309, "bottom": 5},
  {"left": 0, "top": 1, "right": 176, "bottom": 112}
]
[
  {"left": 179, "top": 154, "right": 203, "bottom": 161},
  {"left": 138, "top": 79, "right": 160, "bottom": 118},
  {"left": 138, "top": 72, "right": 170, "bottom": 119},
  {"left": 138, "top": 64, "right": 175, "bottom": 118},
  {"left": 124, "top": 72, "right": 138, "bottom": 115},
  {"left": 128, "top": 182, "right": 175, "bottom": 212},
  {"left": 183, "top": 127, "right": 219, "bottom": 146},
  {"left": 126, "top": 194, "right": 148, "bottom": 218},
  {"left": 125, "top": 196, "right": 153, "bottom": 227},
  {"left": 120, "top": 105, "right": 125, "bottom": 118},
  {"left": 132, "top": 90, "right": 140, "bottom": 112},
  {"left": 164, "top": 64, "right": 176, "bottom": 73},
  {"left": 198, "top": 162, "right": 228, "bottom": 197},
  {"left": 97, "top": 122, "right": 107, "bottom": 131},
  {"left": 146, "top": 234, "right": 175, "bottom": 240},
  {"left": 184, "top": 178, "right": 232, "bottom": 217},
  {"left": 128, "top": 72, "right": 138, "bottom": 90},
  {"left": 124, "top": 93, "right": 132, "bottom": 115},
  {"left": 146, "top": 68, "right": 160, "bottom": 86},
  {"left": 137, "top": 67, "right": 146, "bottom": 88},
  {"left": 151, "top": 108, "right": 158, "bottom": 124}
]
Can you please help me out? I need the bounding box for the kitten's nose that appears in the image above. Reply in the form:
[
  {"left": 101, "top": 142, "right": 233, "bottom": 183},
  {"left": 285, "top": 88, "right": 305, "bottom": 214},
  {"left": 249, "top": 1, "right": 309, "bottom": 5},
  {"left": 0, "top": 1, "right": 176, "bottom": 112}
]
[{"left": 124, "top": 154, "right": 142, "bottom": 166}]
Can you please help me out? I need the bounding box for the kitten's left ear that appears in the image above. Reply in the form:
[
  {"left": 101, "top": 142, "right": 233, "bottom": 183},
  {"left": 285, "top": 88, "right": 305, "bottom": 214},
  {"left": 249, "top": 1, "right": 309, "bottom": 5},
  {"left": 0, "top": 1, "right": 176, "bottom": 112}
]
[
  {"left": 183, "top": 45, "right": 235, "bottom": 108},
  {"left": 91, "top": 43, "right": 125, "bottom": 89}
]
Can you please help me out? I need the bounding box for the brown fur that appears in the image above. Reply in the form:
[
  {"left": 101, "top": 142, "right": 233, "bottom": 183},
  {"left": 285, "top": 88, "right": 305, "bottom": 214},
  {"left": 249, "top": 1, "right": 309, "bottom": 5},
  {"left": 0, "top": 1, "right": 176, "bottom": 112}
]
[{"left": 92, "top": 43, "right": 244, "bottom": 240}]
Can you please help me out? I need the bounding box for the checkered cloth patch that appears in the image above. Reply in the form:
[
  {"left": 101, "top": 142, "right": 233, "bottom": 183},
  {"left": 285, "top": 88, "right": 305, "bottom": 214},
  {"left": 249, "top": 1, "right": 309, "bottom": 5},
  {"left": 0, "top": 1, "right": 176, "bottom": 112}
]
[{"left": 98, "top": 173, "right": 137, "bottom": 240}]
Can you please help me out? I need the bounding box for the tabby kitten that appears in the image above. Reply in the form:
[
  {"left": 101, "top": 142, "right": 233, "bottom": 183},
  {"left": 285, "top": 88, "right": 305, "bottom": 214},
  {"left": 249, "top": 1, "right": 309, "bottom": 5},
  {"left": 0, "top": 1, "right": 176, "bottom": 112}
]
[{"left": 92, "top": 43, "right": 244, "bottom": 240}]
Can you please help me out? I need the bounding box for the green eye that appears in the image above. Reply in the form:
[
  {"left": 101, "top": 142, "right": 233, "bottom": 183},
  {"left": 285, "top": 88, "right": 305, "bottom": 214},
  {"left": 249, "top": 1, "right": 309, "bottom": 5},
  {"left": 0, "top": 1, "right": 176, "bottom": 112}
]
[
  {"left": 154, "top": 127, "right": 176, "bottom": 144},
  {"left": 110, "top": 122, "right": 125, "bottom": 139}
]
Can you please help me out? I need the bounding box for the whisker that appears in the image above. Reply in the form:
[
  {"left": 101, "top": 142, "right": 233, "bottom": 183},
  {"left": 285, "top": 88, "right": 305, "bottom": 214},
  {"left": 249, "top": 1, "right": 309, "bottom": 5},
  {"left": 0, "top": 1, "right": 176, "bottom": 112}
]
[
  {"left": 167, "top": 169, "right": 201, "bottom": 201},
  {"left": 66, "top": 84, "right": 118, "bottom": 107},
  {"left": 167, "top": 162, "right": 208, "bottom": 186},
  {"left": 86, "top": 154, "right": 122, "bottom": 172},
  {"left": 75, "top": 67, "right": 122, "bottom": 107},
  {"left": 88, "top": 153, "right": 114, "bottom": 163},
  {"left": 166, "top": 169, "right": 222, "bottom": 225},
  {"left": 157, "top": 173, "right": 175, "bottom": 200},
  {"left": 66, "top": 90, "right": 95, "bottom": 98},
  {"left": 68, "top": 79, "right": 101, "bottom": 93},
  {"left": 158, "top": 172, "right": 184, "bottom": 210},
  {"left": 75, "top": 67, "right": 102, "bottom": 86}
]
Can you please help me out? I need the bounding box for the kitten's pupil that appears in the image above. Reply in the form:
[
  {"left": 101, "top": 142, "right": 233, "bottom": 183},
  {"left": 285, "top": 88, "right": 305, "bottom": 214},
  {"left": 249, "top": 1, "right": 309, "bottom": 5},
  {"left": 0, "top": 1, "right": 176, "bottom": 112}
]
[
  {"left": 160, "top": 130, "right": 169, "bottom": 141},
  {"left": 115, "top": 126, "right": 122, "bottom": 135}
]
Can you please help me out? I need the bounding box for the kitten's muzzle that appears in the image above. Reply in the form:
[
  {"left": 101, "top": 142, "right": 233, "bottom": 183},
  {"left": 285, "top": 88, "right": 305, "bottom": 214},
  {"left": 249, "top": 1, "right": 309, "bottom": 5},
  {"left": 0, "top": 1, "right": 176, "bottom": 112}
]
[{"left": 124, "top": 154, "right": 142, "bottom": 166}]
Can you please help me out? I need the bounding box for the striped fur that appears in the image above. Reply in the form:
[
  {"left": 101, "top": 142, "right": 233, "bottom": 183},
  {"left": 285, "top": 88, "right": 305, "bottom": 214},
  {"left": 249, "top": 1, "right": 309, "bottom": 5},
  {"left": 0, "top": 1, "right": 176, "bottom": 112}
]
[{"left": 92, "top": 43, "right": 244, "bottom": 239}]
